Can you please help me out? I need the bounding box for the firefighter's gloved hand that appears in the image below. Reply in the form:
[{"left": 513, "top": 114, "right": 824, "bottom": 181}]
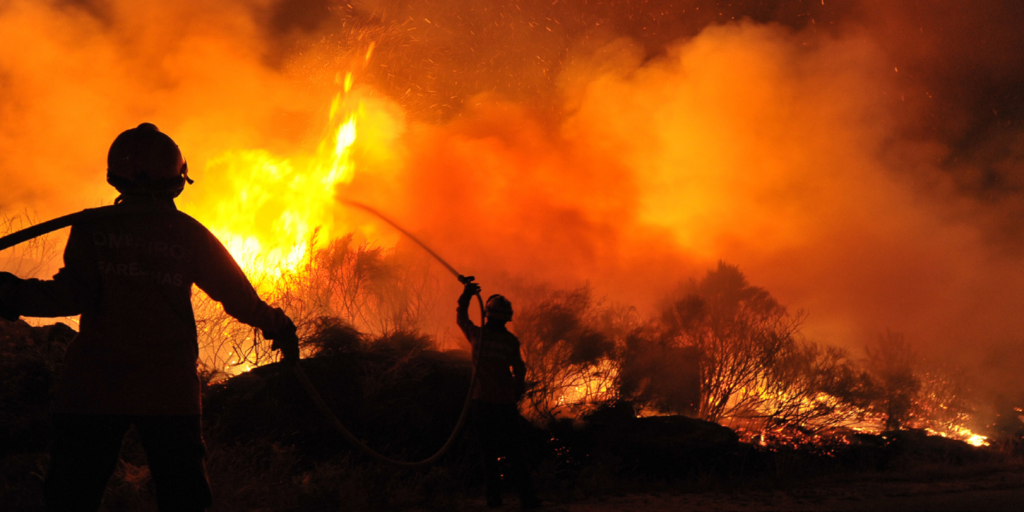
[
  {"left": 264, "top": 308, "right": 299, "bottom": 364},
  {"left": 461, "top": 281, "right": 481, "bottom": 298},
  {"left": 0, "top": 272, "right": 19, "bottom": 322},
  {"left": 272, "top": 330, "right": 299, "bottom": 364}
]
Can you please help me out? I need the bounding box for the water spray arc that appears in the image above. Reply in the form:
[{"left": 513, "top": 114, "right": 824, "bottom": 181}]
[{"left": 342, "top": 199, "right": 477, "bottom": 285}]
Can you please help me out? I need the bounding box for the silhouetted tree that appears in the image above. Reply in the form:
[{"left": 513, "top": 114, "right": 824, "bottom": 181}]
[
  {"left": 659, "top": 262, "right": 804, "bottom": 424},
  {"left": 864, "top": 330, "right": 920, "bottom": 431}
]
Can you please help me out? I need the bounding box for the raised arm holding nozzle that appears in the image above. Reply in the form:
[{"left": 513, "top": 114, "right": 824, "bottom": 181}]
[{"left": 0, "top": 123, "right": 297, "bottom": 512}]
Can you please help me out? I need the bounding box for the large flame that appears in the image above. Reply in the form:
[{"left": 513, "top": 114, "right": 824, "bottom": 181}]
[{"left": 195, "top": 75, "right": 360, "bottom": 280}]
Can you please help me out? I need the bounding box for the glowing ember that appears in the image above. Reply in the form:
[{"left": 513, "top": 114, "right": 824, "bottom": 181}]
[{"left": 966, "top": 434, "right": 988, "bottom": 447}]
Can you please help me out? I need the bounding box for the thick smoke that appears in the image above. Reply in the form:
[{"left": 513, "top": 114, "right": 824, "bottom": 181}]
[
  {"left": 2, "top": 1, "right": 1023, "bottom": 403},
  {"left": 0, "top": 0, "right": 332, "bottom": 218}
]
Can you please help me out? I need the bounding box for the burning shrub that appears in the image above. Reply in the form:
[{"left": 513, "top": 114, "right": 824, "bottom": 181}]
[
  {"left": 747, "top": 342, "right": 877, "bottom": 434},
  {"left": 864, "top": 330, "right": 920, "bottom": 431},
  {"left": 910, "top": 365, "right": 972, "bottom": 436},
  {"left": 508, "top": 263, "right": 914, "bottom": 444},
  {"left": 194, "top": 231, "right": 440, "bottom": 374},
  {"left": 512, "top": 284, "right": 622, "bottom": 422},
  {"left": 277, "top": 232, "right": 438, "bottom": 339},
  {"left": 861, "top": 331, "right": 976, "bottom": 440},
  {"left": 658, "top": 262, "right": 805, "bottom": 424},
  {"left": 304, "top": 317, "right": 364, "bottom": 357},
  {"left": 371, "top": 329, "right": 433, "bottom": 355},
  {"left": 194, "top": 291, "right": 268, "bottom": 376},
  {"left": 626, "top": 262, "right": 888, "bottom": 442},
  {"left": 988, "top": 396, "right": 1024, "bottom": 455},
  {"left": 613, "top": 325, "right": 701, "bottom": 416}
]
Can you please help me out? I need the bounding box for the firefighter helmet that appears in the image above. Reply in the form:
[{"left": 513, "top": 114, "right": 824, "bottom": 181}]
[
  {"left": 107, "top": 123, "right": 191, "bottom": 197},
  {"left": 485, "top": 294, "right": 514, "bottom": 320}
]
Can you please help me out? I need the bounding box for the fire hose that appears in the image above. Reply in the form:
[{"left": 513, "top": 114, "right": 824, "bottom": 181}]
[
  {"left": 294, "top": 199, "right": 485, "bottom": 466},
  {"left": 0, "top": 201, "right": 485, "bottom": 467},
  {"left": 0, "top": 205, "right": 123, "bottom": 252}
]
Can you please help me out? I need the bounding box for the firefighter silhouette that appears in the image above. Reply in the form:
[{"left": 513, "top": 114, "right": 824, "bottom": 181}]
[
  {"left": 0, "top": 123, "right": 299, "bottom": 512},
  {"left": 457, "top": 281, "right": 540, "bottom": 508}
]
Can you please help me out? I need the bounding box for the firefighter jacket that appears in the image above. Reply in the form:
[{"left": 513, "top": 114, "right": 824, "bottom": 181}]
[
  {"left": 457, "top": 293, "right": 526, "bottom": 404},
  {"left": 10, "top": 196, "right": 288, "bottom": 415}
]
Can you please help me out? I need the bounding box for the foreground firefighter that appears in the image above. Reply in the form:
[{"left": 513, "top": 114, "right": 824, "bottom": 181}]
[
  {"left": 0, "top": 123, "right": 299, "bottom": 512},
  {"left": 457, "top": 282, "right": 540, "bottom": 509}
]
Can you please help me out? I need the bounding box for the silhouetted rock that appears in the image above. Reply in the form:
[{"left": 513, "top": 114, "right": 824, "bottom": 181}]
[
  {"left": 203, "top": 348, "right": 476, "bottom": 464},
  {"left": 555, "top": 403, "right": 746, "bottom": 478}
]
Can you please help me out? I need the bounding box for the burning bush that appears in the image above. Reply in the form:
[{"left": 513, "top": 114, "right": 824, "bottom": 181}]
[
  {"left": 303, "top": 316, "right": 364, "bottom": 357},
  {"left": 272, "top": 232, "right": 438, "bottom": 339},
  {"left": 746, "top": 341, "right": 877, "bottom": 435},
  {"left": 510, "top": 284, "right": 622, "bottom": 422},
  {"left": 658, "top": 262, "right": 805, "bottom": 423},
  {"left": 572, "top": 262, "right": 979, "bottom": 446},
  {"left": 861, "top": 331, "right": 976, "bottom": 441},
  {"left": 194, "top": 231, "right": 441, "bottom": 376},
  {"left": 505, "top": 263, "right": 874, "bottom": 438},
  {"left": 864, "top": 330, "right": 921, "bottom": 431},
  {"left": 608, "top": 262, "right": 878, "bottom": 442},
  {"left": 615, "top": 326, "right": 701, "bottom": 417}
]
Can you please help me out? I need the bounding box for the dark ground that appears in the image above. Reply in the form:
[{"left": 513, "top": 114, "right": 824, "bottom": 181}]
[
  {"left": 3, "top": 318, "right": 1023, "bottom": 511},
  {"left": 529, "top": 468, "right": 1024, "bottom": 512}
]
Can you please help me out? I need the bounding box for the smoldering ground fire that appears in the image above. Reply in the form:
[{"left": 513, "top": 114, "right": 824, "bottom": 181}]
[{"left": 2, "top": 0, "right": 1024, "bottom": 443}]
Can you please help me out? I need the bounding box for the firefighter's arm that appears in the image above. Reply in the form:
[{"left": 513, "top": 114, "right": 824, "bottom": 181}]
[
  {"left": 512, "top": 344, "right": 527, "bottom": 401},
  {"left": 456, "top": 281, "right": 481, "bottom": 344},
  {"left": 194, "top": 229, "right": 298, "bottom": 362},
  {"left": 6, "top": 226, "right": 94, "bottom": 318}
]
